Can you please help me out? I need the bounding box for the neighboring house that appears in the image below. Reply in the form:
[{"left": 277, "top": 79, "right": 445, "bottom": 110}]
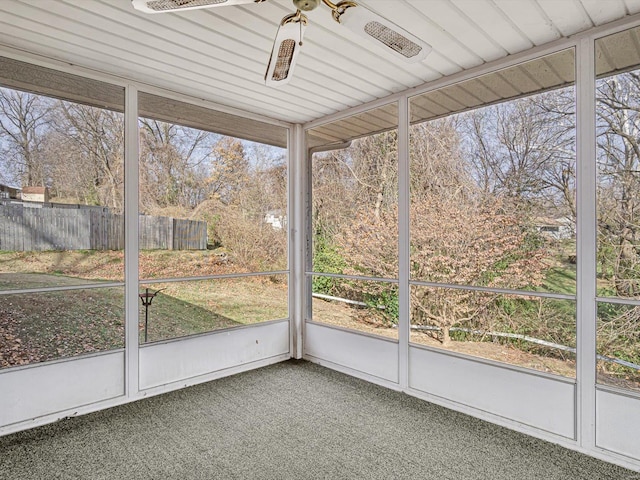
[
  {"left": 535, "top": 216, "right": 574, "bottom": 240},
  {"left": 0, "top": 184, "right": 20, "bottom": 200},
  {"left": 21, "top": 186, "right": 49, "bottom": 203},
  {"left": 265, "top": 209, "right": 286, "bottom": 230}
]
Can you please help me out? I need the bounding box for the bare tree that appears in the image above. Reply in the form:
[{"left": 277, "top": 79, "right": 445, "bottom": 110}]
[
  {"left": 206, "top": 136, "right": 250, "bottom": 206},
  {"left": 0, "top": 88, "right": 52, "bottom": 187},
  {"left": 410, "top": 118, "right": 470, "bottom": 201},
  {"left": 139, "top": 119, "right": 211, "bottom": 214},
  {"left": 461, "top": 90, "right": 576, "bottom": 221},
  {"left": 351, "top": 131, "right": 398, "bottom": 220},
  {"left": 597, "top": 73, "right": 640, "bottom": 297},
  {"left": 47, "top": 102, "right": 125, "bottom": 211}
]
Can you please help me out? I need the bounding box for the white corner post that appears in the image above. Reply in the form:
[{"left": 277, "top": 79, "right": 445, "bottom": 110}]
[
  {"left": 124, "top": 84, "right": 140, "bottom": 396},
  {"left": 291, "top": 123, "right": 306, "bottom": 359},
  {"left": 576, "top": 37, "right": 597, "bottom": 449},
  {"left": 398, "top": 97, "right": 410, "bottom": 389}
]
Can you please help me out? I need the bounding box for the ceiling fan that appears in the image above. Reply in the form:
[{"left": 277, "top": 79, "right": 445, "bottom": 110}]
[{"left": 131, "top": 0, "right": 432, "bottom": 87}]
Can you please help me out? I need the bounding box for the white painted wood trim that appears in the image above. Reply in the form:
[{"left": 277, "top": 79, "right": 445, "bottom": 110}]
[
  {"left": 596, "top": 390, "right": 640, "bottom": 460},
  {"left": 0, "top": 351, "right": 125, "bottom": 430},
  {"left": 139, "top": 320, "right": 290, "bottom": 389},
  {"left": 124, "top": 84, "right": 140, "bottom": 397},
  {"left": 408, "top": 346, "right": 576, "bottom": 438},
  {"left": 304, "top": 322, "right": 399, "bottom": 383},
  {"left": 291, "top": 124, "right": 305, "bottom": 359},
  {"left": 576, "top": 36, "right": 597, "bottom": 450},
  {"left": 398, "top": 97, "right": 410, "bottom": 390}
]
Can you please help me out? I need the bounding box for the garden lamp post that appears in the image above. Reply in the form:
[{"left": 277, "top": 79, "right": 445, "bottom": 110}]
[{"left": 139, "top": 288, "right": 166, "bottom": 343}]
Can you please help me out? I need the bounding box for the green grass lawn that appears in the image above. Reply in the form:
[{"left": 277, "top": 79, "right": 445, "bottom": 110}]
[
  {"left": 541, "top": 264, "right": 577, "bottom": 295},
  {"left": 140, "top": 277, "right": 288, "bottom": 343}
]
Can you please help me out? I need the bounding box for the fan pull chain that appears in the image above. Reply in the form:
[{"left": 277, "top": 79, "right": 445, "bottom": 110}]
[{"left": 299, "top": 20, "right": 303, "bottom": 46}]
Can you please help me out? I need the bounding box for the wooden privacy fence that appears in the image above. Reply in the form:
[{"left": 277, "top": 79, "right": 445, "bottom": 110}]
[
  {"left": 0, "top": 203, "right": 207, "bottom": 251},
  {"left": 138, "top": 215, "right": 208, "bottom": 250}
]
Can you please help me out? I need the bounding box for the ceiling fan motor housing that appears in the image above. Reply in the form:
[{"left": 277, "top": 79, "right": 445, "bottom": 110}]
[{"left": 293, "top": 0, "right": 320, "bottom": 11}]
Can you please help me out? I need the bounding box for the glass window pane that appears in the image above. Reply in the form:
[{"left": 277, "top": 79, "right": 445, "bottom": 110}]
[
  {"left": 139, "top": 275, "right": 288, "bottom": 344},
  {"left": 596, "top": 28, "right": 640, "bottom": 301},
  {"left": 409, "top": 49, "right": 576, "bottom": 295},
  {"left": 595, "top": 27, "right": 640, "bottom": 394},
  {"left": 311, "top": 276, "right": 398, "bottom": 340},
  {"left": 0, "top": 58, "right": 126, "bottom": 371},
  {"left": 0, "top": 84, "right": 125, "bottom": 288},
  {"left": 410, "top": 285, "right": 576, "bottom": 377},
  {"left": 309, "top": 104, "right": 399, "bottom": 280},
  {"left": 0, "top": 286, "right": 124, "bottom": 369},
  {"left": 596, "top": 301, "right": 640, "bottom": 391},
  {"left": 137, "top": 95, "right": 287, "bottom": 278}
]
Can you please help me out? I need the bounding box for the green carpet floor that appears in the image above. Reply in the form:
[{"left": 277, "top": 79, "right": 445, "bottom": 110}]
[{"left": 0, "top": 360, "right": 639, "bottom": 479}]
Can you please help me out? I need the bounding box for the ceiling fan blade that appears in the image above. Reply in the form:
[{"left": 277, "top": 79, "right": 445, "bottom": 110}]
[
  {"left": 333, "top": 2, "right": 431, "bottom": 63},
  {"left": 131, "top": 0, "right": 263, "bottom": 14},
  {"left": 264, "top": 11, "right": 308, "bottom": 87}
]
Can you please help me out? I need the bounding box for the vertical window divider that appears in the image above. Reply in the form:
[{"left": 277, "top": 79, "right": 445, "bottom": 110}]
[
  {"left": 124, "top": 84, "right": 140, "bottom": 397},
  {"left": 291, "top": 124, "right": 305, "bottom": 359},
  {"left": 303, "top": 135, "right": 314, "bottom": 354},
  {"left": 576, "top": 37, "right": 597, "bottom": 449},
  {"left": 398, "top": 97, "right": 410, "bottom": 389}
]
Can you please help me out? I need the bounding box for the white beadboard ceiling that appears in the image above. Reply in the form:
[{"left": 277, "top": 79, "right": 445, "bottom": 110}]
[{"left": 1, "top": 0, "right": 640, "bottom": 127}]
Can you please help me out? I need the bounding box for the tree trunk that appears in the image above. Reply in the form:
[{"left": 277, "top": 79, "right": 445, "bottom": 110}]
[{"left": 442, "top": 326, "right": 451, "bottom": 345}]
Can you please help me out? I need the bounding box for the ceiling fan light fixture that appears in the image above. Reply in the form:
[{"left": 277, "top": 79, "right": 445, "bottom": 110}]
[
  {"left": 132, "top": 0, "right": 432, "bottom": 86},
  {"left": 333, "top": 1, "right": 431, "bottom": 63},
  {"left": 264, "top": 11, "right": 307, "bottom": 87},
  {"left": 131, "top": 0, "right": 263, "bottom": 14}
]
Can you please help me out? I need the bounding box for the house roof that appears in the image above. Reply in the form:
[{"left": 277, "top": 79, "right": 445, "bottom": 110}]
[
  {"left": 21, "top": 187, "right": 48, "bottom": 195},
  {"left": 0, "top": 1, "right": 639, "bottom": 134}
]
